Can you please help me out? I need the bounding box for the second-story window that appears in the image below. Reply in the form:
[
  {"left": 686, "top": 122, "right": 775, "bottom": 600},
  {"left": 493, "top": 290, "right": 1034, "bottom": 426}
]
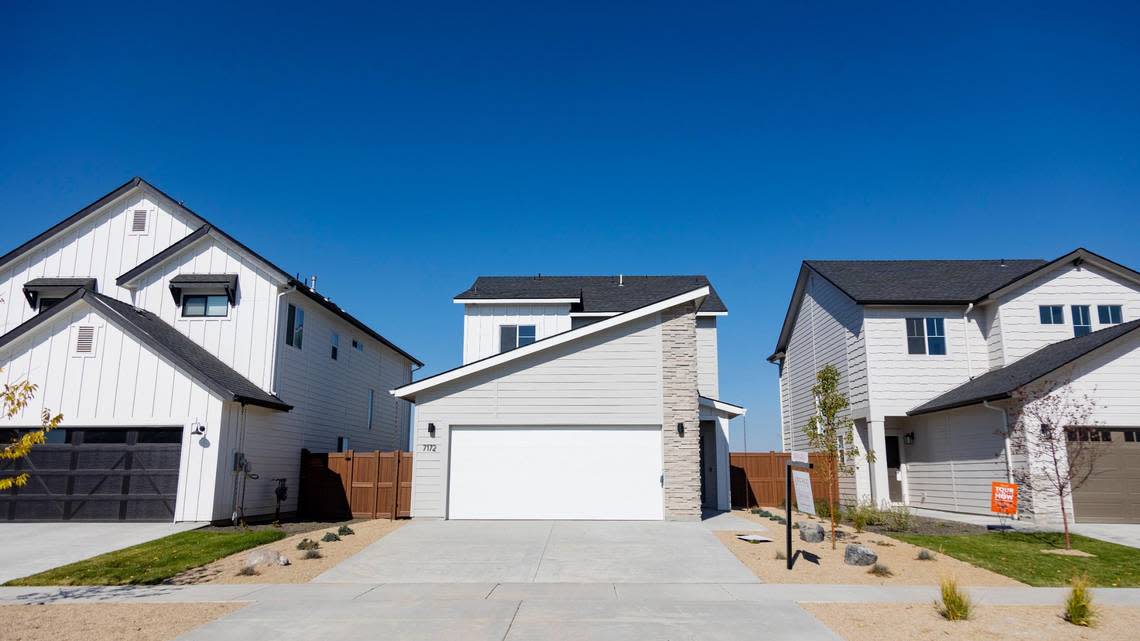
[
  {"left": 182, "top": 294, "right": 229, "bottom": 318},
  {"left": 499, "top": 324, "right": 536, "bottom": 353},
  {"left": 1039, "top": 305, "right": 1064, "bottom": 325},
  {"left": 1098, "top": 305, "right": 1123, "bottom": 325},
  {"left": 1072, "top": 305, "right": 1092, "bottom": 337},
  {"left": 285, "top": 303, "right": 304, "bottom": 348},
  {"left": 906, "top": 317, "right": 946, "bottom": 355},
  {"left": 331, "top": 332, "right": 339, "bottom": 360},
  {"left": 367, "top": 389, "right": 375, "bottom": 430}
]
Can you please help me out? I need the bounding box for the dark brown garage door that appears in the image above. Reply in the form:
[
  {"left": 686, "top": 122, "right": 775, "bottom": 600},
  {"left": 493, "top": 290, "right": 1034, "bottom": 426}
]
[
  {"left": 1071, "top": 428, "right": 1140, "bottom": 524},
  {"left": 0, "top": 427, "right": 182, "bottom": 521}
]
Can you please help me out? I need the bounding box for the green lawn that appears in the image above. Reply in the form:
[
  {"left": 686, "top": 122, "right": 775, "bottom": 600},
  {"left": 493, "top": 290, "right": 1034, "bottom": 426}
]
[
  {"left": 893, "top": 531, "right": 1140, "bottom": 587},
  {"left": 4, "top": 528, "right": 285, "bottom": 586}
]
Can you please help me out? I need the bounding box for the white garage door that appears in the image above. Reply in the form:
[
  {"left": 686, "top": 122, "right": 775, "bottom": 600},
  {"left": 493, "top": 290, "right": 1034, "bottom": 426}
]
[{"left": 448, "top": 426, "right": 663, "bottom": 520}]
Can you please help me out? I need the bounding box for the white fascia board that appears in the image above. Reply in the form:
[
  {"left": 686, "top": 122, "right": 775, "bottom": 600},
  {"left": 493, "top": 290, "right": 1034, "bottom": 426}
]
[
  {"left": 699, "top": 395, "right": 747, "bottom": 417},
  {"left": 697, "top": 311, "right": 728, "bottom": 317},
  {"left": 568, "top": 311, "right": 619, "bottom": 317},
  {"left": 397, "top": 286, "right": 711, "bottom": 399},
  {"left": 453, "top": 298, "right": 580, "bottom": 304}
]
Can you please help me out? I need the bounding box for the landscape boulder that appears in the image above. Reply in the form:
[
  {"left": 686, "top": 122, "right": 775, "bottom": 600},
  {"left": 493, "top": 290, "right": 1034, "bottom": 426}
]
[
  {"left": 843, "top": 544, "right": 877, "bottom": 566},
  {"left": 244, "top": 549, "right": 290, "bottom": 569},
  {"left": 799, "top": 522, "right": 825, "bottom": 543}
]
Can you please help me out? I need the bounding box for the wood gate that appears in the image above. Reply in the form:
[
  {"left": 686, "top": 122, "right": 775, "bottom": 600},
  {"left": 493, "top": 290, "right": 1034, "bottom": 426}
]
[
  {"left": 299, "top": 449, "right": 412, "bottom": 520},
  {"left": 729, "top": 452, "right": 838, "bottom": 509}
]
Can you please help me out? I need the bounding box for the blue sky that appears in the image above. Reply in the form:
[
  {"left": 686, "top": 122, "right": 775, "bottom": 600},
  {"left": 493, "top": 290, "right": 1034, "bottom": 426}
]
[{"left": 2, "top": 2, "right": 1138, "bottom": 451}]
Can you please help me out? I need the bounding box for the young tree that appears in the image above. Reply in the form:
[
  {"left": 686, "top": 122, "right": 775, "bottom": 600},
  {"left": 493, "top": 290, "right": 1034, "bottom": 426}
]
[
  {"left": 1006, "top": 379, "right": 1099, "bottom": 549},
  {"left": 802, "top": 364, "right": 874, "bottom": 549},
  {"left": 1, "top": 377, "right": 64, "bottom": 491}
]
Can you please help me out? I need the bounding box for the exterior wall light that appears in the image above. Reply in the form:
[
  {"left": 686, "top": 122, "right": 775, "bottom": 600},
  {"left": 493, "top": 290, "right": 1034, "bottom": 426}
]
[
  {"left": 676, "top": 422, "right": 685, "bottom": 437},
  {"left": 903, "top": 432, "right": 915, "bottom": 445},
  {"left": 427, "top": 423, "right": 436, "bottom": 438}
]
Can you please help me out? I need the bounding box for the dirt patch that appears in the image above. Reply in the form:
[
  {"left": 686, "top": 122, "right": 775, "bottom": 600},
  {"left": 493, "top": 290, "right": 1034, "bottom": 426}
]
[
  {"left": 198, "top": 519, "right": 363, "bottom": 536},
  {"left": 721, "top": 509, "right": 1019, "bottom": 586},
  {"left": 1042, "top": 548, "right": 1096, "bottom": 558},
  {"left": 865, "top": 515, "right": 988, "bottom": 536},
  {"left": 0, "top": 602, "right": 243, "bottom": 641},
  {"left": 802, "top": 602, "right": 1140, "bottom": 641},
  {"left": 170, "top": 518, "right": 404, "bottom": 584}
]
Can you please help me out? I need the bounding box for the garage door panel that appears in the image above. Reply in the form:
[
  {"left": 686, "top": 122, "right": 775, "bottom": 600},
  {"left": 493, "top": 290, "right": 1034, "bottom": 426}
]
[
  {"left": 448, "top": 426, "right": 663, "bottom": 520},
  {"left": 1072, "top": 430, "right": 1140, "bottom": 524}
]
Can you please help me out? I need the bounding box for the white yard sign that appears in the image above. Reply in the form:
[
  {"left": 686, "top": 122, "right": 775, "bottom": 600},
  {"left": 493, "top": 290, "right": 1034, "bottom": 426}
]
[
  {"left": 790, "top": 450, "right": 809, "bottom": 464},
  {"left": 792, "top": 469, "right": 816, "bottom": 516}
]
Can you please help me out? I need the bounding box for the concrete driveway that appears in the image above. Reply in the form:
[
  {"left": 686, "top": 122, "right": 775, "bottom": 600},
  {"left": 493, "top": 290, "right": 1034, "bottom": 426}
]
[
  {"left": 0, "top": 521, "right": 203, "bottom": 583},
  {"left": 1073, "top": 523, "right": 1140, "bottom": 549},
  {"left": 314, "top": 518, "right": 760, "bottom": 584}
]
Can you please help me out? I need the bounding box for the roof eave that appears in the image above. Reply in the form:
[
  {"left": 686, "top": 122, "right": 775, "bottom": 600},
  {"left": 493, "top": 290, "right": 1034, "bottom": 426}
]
[{"left": 907, "top": 392, "right": 1012, "bottom": 417}]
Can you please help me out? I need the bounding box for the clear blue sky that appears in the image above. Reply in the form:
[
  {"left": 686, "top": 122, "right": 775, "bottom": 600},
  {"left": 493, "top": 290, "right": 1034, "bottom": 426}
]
[{"left": 2, "top": 2, "right": 1138, "bottom": 451}]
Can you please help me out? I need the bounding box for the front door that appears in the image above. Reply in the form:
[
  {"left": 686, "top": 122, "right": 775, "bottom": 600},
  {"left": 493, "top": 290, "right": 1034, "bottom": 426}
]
[
  {"left": 699, "top": 423, "right": 717, "bottom": 508},
  {"left": 885, "top": 435, "right": 903, "bottom": 503}
]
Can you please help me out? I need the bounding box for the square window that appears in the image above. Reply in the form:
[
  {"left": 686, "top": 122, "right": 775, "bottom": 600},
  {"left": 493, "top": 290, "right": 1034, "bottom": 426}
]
[
  {"left": 1039, "top": 305, "right": 1064, "bottom": 324},
  {"left": 1098, "top": 305, "right": 1123, "bottom": 325},
  {"left": 1072, "top": 305, "right": 1091, "bottom": 337},
  {"left": 517, "top": 325, "right": 536, "bottom": 346}
]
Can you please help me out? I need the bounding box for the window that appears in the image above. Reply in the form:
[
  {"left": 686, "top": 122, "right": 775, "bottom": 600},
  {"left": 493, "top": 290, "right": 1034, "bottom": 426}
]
[
  {"left": 73, "top": 325, "right": 96, "bottom": 356},
  {"left": 1072, "top": 305, "right": 1091, "bottom": 337},
  {"left": 331, "top": 333, "right": 340, "bottom": 360},
  {"left": 1039, "top": 305, "right": 1064, "bottom": 325},
  {"left": 129, "top": 209, "right": 149, "bottom": 234},
  {"left": 499, "top": 324, "right": 537, "bottom": 353},
  {"left": 906, "top": 317, "right": 945, "bottom": 355},
  {"left": 366, "top": 389, "right": 375, "bottom": 430},
  {"left": 285, "top": 304, "right": 304, "bottom": 348},
  {"left": 137, "top": 428, "right": 182, "bottom": 444},
  {"left": 352, "top": 339, "right": 363, "bottom": 352},
  {"left": 1098, "top": 305, "right": 1123, "bottom": 325},
  {"left": 181, "top": 294, "right": 229, "bottom": 318}
]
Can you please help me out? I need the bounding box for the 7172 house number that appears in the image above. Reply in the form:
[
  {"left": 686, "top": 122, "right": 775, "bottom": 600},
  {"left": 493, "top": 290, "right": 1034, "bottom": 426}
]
[{"left": 421, "top": 443, "right": 437, "bottom": 452}]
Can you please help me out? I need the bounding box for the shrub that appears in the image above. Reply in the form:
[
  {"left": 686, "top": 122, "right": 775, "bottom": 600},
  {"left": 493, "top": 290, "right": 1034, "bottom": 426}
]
[
  {"left": 236, "top": 565, "right": 259, "bottom": 576},
  {"left": 936, "top": 577, "right": 972, "bottom": 621},
  {"left": 295, "top": 538, "right": 320, "bottom": 551},
  {"left": 814, "top": 499, "right": 832, "bottom": 520},
  {"left": 868, "top": 563, "right": 893, "bottom": 577},
  {"left": 774, "top": 550, "right": 786, "bottom": 560},
  {"left": 321, "top": 532, "right": 341, "bottom": 543},
  {"left": 337, "top": 525, "right": 355, "bottom": 536},
  {"left": 303, "top": 548, "right": 323, "bottom": 560},
  {"left": 882, "top": 506, "right": 915, "bottom": 532},
  {"left": 1063, "top": 574, "right": 1097, "bottom": 627},
  {"left": 916, "top": 549, "right": 937, "bottom": 561},
  {"left": 849, "top": 504, "right": 873, "bottom": 532}
]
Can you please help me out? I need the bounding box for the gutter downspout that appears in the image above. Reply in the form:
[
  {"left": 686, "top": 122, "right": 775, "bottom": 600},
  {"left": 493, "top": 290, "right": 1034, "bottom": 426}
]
[
  {"left": 269, "top": 285, "right": 296, "bottom": 396},
  {"left": 984, "top": 399, "right": 1017, "bottom": 486}
]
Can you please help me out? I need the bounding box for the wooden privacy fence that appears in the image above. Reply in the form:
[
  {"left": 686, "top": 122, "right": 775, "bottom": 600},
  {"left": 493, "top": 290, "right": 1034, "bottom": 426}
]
[
  {"left": 730, "top": 452, "right": 838, "bottom": 509},
  {"left": 299, "top": 449, "right": 413, "bottom": 520}
]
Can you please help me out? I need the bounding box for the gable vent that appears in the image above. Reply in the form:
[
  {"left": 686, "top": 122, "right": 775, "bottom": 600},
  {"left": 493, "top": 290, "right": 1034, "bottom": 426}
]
[
  {"left": 131, "top": 209, "right": 148, "bottom": 233},
  {"left": 74, "top": 326, "right": 96, "bottom": 355}
]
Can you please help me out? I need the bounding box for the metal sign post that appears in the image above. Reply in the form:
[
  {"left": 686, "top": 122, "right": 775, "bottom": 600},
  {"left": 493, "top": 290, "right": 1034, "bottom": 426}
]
[{"left": 785, "top": 459, "right": 813, "bottom": 570}]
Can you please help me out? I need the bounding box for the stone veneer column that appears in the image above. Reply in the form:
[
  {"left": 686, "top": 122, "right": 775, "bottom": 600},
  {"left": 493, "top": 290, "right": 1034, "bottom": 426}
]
[{"left": 661, "top": 302, "right": 701, "bottom": 520}]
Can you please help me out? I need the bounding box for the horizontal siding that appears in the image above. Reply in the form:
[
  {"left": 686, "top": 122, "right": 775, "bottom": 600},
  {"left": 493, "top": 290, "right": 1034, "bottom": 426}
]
[
  {"left": 411, "top": 311, "right": 664, "bottom": 518},
  {"left": 899, "top": 405, "right": 1007, "bottom": 515},
  {"left": 462, "top": 303, "right": 572, "bottom": 363},
  {"left": 780, "top": 272, "right": 863, "bottom": 451},
  {"left": 696, "top": 316, "right": 718, "bottom": 398},
  {"left": 995, "top": 263, "right": 1140, "bottom": 365}
]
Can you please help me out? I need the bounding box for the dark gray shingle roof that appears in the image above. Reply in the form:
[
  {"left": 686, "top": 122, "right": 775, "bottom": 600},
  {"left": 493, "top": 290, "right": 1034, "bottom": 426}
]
[
  {"left": 909, "top": 319, "right": 1140, "bottom": 415},
  {"left": 806, "top": 259, "right": 1047, "bottom": 304},
  {"left": 0, "top": 288, "right": 291, "bottom": 411},
  {"left": 454, "top": 275, "right": 727, "bottom": 313}
]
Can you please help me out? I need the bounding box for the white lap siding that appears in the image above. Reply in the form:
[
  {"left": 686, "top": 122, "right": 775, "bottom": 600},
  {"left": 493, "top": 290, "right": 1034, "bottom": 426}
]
[
  {"left": 410, "top": 312, "right": 664, "bottom": 518},
  {"left": 901, "top": 406, "right": 1008, "bottom": 515}
]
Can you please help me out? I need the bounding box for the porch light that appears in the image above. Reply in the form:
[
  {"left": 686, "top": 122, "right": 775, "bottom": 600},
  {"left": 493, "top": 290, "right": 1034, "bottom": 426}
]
[
  {"left": 903, "top": 432, "right": 914, "bottom": 445},
  {"left": 676, "top": 422, "right": 685, "bottom": 437},
  {"left": 428, "top": 423, "right": 436, "bottom": 438}
]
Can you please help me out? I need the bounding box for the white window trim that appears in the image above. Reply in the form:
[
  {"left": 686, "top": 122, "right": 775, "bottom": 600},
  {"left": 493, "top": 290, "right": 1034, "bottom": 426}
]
[
  {"left": 905, "top": 316, "right": 947, "bottom": 357},
  {"left": 1038, "top": 304, "right": 1065, "bottom": 325},
  {"left": 178, "top": 293, "right": 232, "bottom": 320}
]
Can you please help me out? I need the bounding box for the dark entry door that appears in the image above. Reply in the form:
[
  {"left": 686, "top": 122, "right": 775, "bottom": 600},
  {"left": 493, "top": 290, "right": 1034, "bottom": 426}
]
[
  {"left": 885, "top": 435, "right": 903, "bottom": 503},
  {"left": 0, "top": 427, "right": 183, "bottom": 521}
]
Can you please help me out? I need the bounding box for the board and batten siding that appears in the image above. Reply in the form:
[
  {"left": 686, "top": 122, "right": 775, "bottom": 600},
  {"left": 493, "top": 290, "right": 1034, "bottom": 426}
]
[
  {"left": 0, "top": 189, "right": 202, "bottom": 336},
  {"left": 410, "top": 311, "right": 664, "bottom": 518},
  {"left": 897, "top": 406, "right": 1008, "bottom": 515},
  {"left": 0, "top": 300, "right": 226, "bottom": 521},
  {"left": 462, "top": 303, "right": 571, "bottom": 363},
  {"left": 696, "top": 316, "right": 719, "bottom": 398},
  {"left": 992, "top": 263, "right": 1140, "bottom": 366},
  {"left": 132, "top": 235, "right": 282, "bottom": 392},
  {"left": 779, "top": 272, "right": 865, "bottom": 451},
  {"left": 863, "top": 305, "right": 988, "bottom": 419}
]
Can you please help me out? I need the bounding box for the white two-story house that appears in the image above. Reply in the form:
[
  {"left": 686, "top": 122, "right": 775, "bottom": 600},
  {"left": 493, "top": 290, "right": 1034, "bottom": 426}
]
[
  {"left": 771, "top": 249, "right": 1140, "bottom": 525},
  {"left": 394, "top": 275, "right": 745, "bottom": 521},
  {"left": 0, "top": 177, "right": 420, "bottom": 522}
]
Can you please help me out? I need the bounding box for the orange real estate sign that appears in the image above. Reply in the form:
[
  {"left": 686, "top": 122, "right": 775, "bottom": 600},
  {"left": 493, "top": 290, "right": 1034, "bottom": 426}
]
[{"left": 991, "top": 481, "right": 1018, "bottom": 515}]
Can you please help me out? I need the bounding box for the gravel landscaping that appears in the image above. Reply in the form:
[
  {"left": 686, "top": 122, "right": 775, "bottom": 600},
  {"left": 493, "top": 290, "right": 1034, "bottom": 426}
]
[{"left": 0, "top": 603, "right": 244, "bottom": 641}]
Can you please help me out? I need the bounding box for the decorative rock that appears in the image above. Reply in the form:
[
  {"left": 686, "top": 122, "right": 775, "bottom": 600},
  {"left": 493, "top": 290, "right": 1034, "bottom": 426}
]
[
  {"left": 799, "top": 523, "right": 825, "bottom": 543},
  {"left": 844, "top": 544, "right": 878, "bottom": 566},
  {"left": 245, "top": 549, "right": 290, "bottom": 569}
]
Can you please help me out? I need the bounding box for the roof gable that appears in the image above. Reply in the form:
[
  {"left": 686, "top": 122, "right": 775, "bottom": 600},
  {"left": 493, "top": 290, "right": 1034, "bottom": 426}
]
[{"left": 454, "top": 275, "right": 727, "bottom": 313}]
